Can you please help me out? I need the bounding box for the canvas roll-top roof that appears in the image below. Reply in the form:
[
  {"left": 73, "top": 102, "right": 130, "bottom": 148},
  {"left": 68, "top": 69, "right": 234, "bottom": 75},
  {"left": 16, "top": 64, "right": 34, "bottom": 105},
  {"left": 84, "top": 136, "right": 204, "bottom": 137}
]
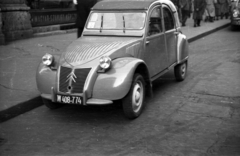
[{"left": 92, "top": 0, "right": 157, "bottom": 10}]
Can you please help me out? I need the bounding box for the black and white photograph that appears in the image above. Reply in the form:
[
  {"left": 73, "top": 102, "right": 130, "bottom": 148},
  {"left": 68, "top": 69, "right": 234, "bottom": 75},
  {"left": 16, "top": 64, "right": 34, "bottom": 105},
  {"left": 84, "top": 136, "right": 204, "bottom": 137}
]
[{"left": 0, "top": 0, "right": 240, "bottom": 155}]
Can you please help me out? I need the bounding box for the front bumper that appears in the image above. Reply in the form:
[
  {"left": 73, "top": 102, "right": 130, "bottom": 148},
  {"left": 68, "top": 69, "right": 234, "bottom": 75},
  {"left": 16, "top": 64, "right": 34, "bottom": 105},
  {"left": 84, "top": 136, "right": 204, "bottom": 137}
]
[
  {"left": 231, "top": 18, "right": 240, "bottom": 25},
  {"left": 41, "top": 87, "right": 113, "bottom": 105}
]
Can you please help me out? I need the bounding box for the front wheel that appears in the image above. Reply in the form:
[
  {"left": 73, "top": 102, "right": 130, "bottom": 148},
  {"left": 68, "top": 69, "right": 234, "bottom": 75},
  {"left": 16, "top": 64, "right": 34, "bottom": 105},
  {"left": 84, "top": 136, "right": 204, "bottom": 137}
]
[
  {"left": 42, "top": 98, "right": 60, "bottom": 109},
  {"left": 122, "top": 73, "right": 145, "bottom": 119},
  {"left": 174, "top": 61, "right": 188, "bottom": 81}
]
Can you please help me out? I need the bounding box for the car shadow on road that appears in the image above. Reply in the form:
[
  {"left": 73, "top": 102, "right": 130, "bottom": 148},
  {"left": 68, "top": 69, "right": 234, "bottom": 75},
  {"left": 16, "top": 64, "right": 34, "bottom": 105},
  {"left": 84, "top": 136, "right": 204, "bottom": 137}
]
[
  {"left": 151, "top": 69, "right": 181, "bottom": 93},
  {"left": 229, "top": 25, "right": 240, "bottom": 32}
]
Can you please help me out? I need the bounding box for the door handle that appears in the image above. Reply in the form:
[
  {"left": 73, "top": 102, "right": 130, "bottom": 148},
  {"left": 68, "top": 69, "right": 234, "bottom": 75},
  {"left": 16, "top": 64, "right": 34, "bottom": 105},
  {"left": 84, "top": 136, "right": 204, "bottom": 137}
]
[{"left": 146, "top": 41, "right": 150, "bottom": 45}]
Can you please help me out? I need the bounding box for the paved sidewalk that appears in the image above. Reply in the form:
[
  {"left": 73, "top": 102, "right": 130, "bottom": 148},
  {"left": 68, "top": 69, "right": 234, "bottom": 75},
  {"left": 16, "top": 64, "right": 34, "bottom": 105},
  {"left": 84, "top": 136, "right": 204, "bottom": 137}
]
[
  {"left": 0, "top": 18, "right": 230, "bottom": 122},
  {"left": 181, "top": 18, "right": 230, "bottom": 42}
]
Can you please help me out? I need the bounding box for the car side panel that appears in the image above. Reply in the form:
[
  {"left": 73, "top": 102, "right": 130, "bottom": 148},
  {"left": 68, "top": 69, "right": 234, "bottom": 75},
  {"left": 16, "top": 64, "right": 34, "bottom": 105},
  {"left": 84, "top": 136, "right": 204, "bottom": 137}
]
[
  {"left": 145, "top": 34, "right": 168, "bottom": 77},
  {"left": 92, "top": 57, "right": 145, "bottom": 100},
  {"left": 165, "top": 29, "right": 177, "bottom": 66}
]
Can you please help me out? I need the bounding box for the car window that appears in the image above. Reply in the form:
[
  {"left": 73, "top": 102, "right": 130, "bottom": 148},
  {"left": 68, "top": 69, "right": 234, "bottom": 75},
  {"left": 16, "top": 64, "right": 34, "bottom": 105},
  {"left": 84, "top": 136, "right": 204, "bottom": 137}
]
[
  {"left": 163, "top": 7, "right": 174, "bottom": 31},
  {"left": 87, "top": 12, "right": 146, "bottom": 30},
  {"left": 148, "top": 6, "right": 162, "bottom": 36}
]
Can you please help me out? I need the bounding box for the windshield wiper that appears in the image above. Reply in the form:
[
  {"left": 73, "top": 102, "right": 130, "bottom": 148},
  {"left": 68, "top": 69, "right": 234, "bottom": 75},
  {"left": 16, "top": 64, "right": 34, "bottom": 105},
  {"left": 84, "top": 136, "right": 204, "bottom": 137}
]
[
  {"left": 123, "top": 15, "right": 126, "bottom": 33},
  {"left": 100, "top": 15, "right": 103, "bottom": 33}
]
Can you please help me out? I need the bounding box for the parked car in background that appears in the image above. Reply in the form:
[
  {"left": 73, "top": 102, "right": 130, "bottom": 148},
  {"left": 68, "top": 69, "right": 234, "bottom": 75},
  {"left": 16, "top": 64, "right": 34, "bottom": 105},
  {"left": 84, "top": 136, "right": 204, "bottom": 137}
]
[
  {"left": 36, "top": 0, "right": 189, "bottom": 119},
  {"left": 230, "top": 0, "right": 240, "bottom": 29}
]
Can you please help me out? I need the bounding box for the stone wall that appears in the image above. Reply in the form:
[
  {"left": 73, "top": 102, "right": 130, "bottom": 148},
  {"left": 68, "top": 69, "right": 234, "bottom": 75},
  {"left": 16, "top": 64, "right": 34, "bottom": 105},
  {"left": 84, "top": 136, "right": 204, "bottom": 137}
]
[
  {"left": 0, "top": 0, "right": 33, "bottom": 43},
  {"left": 30, "top": 9, "right": 76, "bottom": 27},
  {"left": 0, "top": 0, "right": 103, "bottom": 44},
  {"left": 0, "top": 9, "right": 5, "bottom": 45}
]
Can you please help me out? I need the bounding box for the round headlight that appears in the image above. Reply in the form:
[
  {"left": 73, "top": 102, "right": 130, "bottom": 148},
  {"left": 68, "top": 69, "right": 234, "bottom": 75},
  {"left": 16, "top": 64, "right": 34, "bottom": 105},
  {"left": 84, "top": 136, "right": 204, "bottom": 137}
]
[
  {"left": 233, "top": 10, "right": 239, "bottom": 18},
  {"left": 99, "top": 56, "right": 112, "bottom": 69},
  {"left": 42, "top": 53, "right": 54, "bottom": 66}
]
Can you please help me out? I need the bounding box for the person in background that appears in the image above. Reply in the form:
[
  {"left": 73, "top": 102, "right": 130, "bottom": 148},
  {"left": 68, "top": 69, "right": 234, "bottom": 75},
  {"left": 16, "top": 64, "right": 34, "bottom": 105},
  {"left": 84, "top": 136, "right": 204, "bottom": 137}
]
[
  {"left": 181, "top": 0, "right": 192, "bottom": 26},
  {"left": 171, "top": 0, "right": 183, "bottom": 23},
  {"left": 205, "top": 0, "right": 215, "bottom": 22},
  {"left": 214, "top": 0, "right": 220, "bottom": 20},
  {"left": 218, "top": 0, "right": 229, "bottom": 19},
  {"left": 193, "top": 0, "right": 207, "bottom": 27},
  {"left": 228, "top": 0, "right": 233, "bottom": 14},
  {"left": 73, "top": 0, "right": 99, "bottom": 38}
]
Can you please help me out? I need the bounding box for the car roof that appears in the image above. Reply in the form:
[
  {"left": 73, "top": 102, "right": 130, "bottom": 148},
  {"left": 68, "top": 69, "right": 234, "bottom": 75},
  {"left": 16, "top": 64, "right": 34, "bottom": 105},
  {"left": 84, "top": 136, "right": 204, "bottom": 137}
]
[{"left": 92, "top": 0, "right": 177, "bottom": 11}]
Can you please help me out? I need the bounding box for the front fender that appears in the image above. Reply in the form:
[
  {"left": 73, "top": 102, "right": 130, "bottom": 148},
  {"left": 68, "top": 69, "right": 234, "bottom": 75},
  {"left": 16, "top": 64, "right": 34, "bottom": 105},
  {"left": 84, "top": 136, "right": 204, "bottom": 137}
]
[
  {"left": 36, "top": 55, "right": 60, "bottom": 98},
  {"left": 36, "top": 63, "right": 57, "bottom": 96},
  {"left": 92, "top": 57, "right": 145, "bottom": 100}
]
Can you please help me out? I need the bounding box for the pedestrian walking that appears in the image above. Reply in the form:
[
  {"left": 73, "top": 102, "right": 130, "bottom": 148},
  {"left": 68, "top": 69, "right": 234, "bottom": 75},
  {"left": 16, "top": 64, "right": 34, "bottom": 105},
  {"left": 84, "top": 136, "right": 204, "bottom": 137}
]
[
  {"left": 227, "top": 0, "right": 233, "bottom": 16},
  {"left": 180, "top": 0, "right": 192, "bottom": 26},
  {"left": 171, "top": 0, "right": 183, "bottom": 23},
  {"left": 205, "top": 0, "right": 215, "bottom": 22},
  {"left": 193, "top": 0, "right": 207, "bottom": 27},
  {"left": 218, "top": 0, "right": 229, "bottom": 19},
  {"left": 73, "top": 0, "right": 99, "bottom": 38},
  {"left": 214, "top": 0, "right": 220, "bottom": 20}
]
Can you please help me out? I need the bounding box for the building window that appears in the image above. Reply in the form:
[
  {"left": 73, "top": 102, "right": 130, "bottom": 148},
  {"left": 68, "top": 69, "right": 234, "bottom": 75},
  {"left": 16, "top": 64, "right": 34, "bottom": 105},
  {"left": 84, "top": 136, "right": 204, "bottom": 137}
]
[
  {"left": 26, "top": 0, "right": 75, "bottom": 10},
  {"left": 27, "top": 0, "right": 77, "bottom": 27}
]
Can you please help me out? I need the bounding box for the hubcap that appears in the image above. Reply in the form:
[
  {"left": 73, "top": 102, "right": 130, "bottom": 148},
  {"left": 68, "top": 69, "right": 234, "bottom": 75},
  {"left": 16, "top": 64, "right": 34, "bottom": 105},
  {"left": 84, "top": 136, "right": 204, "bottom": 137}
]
[
  {"left": 132, "top": 81, "right": 143, "bottom": 113},
  {"left": 181, "top": 63, "right": 186, "bottom": 77}
]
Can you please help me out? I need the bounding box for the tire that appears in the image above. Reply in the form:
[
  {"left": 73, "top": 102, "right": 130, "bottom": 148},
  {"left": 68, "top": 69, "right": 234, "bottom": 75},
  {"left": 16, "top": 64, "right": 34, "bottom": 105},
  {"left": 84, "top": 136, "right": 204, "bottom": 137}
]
[
  {"left": 174, "top": 61, "right": 187, "bottom": 81},
  {"left": 42, "top": 98, "right": 60, "bottom": 109},
  {"left": 122, "top": 73, "right": 145, "bottom": 119}
]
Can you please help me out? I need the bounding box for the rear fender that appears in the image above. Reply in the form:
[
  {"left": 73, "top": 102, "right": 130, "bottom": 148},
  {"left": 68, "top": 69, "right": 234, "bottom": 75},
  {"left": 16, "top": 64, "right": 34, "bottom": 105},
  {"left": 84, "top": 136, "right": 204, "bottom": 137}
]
[
  {"left": 177, "top": 33, "right": 189, "bottom": 63},
  {"left": 92, "top": 57, "right": 146, "bottom": 100}
]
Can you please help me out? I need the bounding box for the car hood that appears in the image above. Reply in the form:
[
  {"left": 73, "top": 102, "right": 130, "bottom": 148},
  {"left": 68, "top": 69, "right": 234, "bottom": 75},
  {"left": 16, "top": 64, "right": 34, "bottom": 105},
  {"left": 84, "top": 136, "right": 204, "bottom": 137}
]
[{"left": 60, "top": 37, "right": 141, "bottom": 67}]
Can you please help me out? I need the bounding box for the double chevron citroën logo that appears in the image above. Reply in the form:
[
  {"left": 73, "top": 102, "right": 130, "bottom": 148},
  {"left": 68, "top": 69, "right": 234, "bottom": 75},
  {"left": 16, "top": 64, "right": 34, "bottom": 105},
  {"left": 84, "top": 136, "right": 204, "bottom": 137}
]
[
  {"left": 66, "top": 69, "right": 77, "bottom": 93},
  {"left": 66, "top": 70, "right": 77, "bottom": 83}
]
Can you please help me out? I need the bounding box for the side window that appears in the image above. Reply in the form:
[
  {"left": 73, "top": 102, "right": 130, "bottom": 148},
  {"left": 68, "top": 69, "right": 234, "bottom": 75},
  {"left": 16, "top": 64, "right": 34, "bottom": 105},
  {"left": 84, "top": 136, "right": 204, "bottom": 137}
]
[
  {"left": 148, "top": 6, "right": 162, "bottom": 36},
  {"left": 163, "top": 7, "right": 174, "bottom": 31}
]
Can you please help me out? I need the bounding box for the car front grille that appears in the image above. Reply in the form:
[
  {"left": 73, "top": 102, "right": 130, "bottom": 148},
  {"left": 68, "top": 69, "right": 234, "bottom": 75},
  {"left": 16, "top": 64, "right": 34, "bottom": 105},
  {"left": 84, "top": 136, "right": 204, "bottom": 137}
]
[{"left": 59, "top": 66, "right": 91, "bottom": 94}]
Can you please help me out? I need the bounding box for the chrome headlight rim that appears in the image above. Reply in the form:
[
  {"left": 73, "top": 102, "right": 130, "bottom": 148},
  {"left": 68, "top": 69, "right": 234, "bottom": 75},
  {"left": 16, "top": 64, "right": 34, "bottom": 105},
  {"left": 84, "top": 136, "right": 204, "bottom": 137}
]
[
  {"left": 42, "top": 53, "right": 54, "bottom": 66},
  {"left": 233, "top": 10, "right": 239, "bottom": 18},
  {"left": 99, "top": 56, "right": 112, "bottom": 70}
]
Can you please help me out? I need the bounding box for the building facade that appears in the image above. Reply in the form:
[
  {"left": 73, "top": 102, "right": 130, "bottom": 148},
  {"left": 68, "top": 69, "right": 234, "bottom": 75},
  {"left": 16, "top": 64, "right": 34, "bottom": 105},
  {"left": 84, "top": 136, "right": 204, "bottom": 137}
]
[{"left": 0, "top": 0, "right": 77, "bottom": 44}]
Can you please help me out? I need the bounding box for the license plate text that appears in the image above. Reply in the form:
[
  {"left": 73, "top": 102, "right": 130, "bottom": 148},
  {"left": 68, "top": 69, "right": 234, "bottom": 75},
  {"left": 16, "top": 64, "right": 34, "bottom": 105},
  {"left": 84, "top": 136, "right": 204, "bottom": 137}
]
[{"left": 57, "top": 95, "right": 82, "bottom": 104}]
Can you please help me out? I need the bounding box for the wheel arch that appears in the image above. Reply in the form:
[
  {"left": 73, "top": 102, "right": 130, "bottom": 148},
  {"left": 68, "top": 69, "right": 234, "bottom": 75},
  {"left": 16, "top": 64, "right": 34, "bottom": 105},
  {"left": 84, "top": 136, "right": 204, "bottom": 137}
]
[
  {"left": 134, "top": 63, "right": 152, "bottom": 97},
  {"left": 92, "top": 57, "right": 152, "bottom": 100}
]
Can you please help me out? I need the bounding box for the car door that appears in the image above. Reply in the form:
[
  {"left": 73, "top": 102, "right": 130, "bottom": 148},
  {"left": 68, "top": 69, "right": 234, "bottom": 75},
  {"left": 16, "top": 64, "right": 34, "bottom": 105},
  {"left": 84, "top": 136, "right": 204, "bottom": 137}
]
[
  {"left": 162, "top": 5, "right": 177, "bottom": 66},
  {"left": 144, "top": 5, "right": 168, "bottom": 78}
]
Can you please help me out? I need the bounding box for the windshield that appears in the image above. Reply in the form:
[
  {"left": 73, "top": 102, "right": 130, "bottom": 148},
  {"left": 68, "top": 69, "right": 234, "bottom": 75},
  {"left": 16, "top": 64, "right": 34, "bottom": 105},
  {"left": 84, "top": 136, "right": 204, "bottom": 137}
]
[{"left": 87, "top": 12, "right": 146, "bottom": 30}]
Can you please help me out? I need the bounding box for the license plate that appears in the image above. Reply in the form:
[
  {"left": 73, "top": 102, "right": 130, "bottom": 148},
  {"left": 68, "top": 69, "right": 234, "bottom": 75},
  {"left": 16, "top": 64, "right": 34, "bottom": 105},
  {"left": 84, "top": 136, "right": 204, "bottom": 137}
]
[{"left": 56, "top": 95, "right": 82, "bottom": 104}]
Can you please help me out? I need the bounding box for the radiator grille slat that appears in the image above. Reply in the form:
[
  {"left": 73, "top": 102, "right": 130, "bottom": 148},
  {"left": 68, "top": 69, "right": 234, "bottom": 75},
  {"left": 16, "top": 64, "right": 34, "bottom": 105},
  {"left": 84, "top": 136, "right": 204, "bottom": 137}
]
[
  {"left": 72, "top": 68, "right": 91, "bottom": 93},
  {"left": 59, "top": 66, "right": 91, "bottom": 94},
  {"left": 59, "top": 66, "right": 71, "bottom": 93}
]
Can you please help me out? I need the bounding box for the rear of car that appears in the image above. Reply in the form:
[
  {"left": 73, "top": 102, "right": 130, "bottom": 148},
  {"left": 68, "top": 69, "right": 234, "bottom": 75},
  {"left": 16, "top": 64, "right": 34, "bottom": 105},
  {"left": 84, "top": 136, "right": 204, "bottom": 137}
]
[{"left": 230, "top": 0, "right": 240, "bottom": 29}]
